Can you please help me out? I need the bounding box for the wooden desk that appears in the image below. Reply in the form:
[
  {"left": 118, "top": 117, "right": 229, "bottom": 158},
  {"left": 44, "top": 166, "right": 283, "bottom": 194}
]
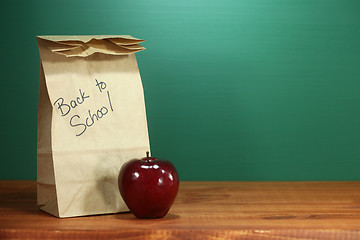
[{"left": 1, "top": 181, "right": 360, "bottom": 239}]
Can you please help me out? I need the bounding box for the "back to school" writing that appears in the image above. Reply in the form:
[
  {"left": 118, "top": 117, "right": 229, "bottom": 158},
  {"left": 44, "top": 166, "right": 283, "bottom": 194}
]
[{"left": 53, "top": 79, "right": 114, "bottom": 137}]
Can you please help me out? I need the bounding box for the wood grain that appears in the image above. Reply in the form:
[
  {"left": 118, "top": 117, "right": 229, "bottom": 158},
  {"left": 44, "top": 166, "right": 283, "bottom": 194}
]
[{"left": 1, "top": 181, "right": 360, "bottom": 239}]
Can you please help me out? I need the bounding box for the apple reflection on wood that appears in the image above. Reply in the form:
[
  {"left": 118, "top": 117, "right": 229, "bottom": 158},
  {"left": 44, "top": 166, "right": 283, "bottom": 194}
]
[{"left": 118, "top": 152, "right": 179, "bottom": 219}]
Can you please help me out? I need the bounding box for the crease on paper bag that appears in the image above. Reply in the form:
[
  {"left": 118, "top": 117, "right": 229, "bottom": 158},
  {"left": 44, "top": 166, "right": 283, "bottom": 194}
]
[{"left": 37, "top": 35, "right": 145, "bottom": 57}]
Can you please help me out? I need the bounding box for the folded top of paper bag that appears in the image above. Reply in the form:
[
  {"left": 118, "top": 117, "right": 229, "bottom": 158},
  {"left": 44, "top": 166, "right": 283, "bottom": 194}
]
[{"left": 37, "top": 35, "right": 145, "bottom": 57}]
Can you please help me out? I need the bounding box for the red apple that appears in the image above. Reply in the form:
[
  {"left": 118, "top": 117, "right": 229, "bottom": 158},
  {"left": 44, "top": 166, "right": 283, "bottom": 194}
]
[{"left": 118, "top": 152, "right": 179, "bottom": 218}]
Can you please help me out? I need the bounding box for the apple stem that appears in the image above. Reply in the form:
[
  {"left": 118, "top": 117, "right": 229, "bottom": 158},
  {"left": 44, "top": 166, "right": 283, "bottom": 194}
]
[{"left": 146, "top": 151, "right": 150, "bottom": 163}]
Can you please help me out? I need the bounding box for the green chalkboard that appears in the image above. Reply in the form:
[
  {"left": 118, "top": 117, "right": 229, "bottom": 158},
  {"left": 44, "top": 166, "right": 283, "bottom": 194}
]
[{"left": 1, "top": 0, "right": 360, "bottom": 180}]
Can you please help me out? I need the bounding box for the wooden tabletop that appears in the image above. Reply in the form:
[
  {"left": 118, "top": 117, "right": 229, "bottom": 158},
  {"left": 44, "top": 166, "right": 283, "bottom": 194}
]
[{"left": 1, "top": 181, "right": 360, "bottom": 239}]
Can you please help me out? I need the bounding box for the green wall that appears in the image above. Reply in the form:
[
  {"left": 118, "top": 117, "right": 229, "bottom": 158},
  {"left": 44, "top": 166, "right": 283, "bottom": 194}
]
[{"left": 1, "top": 0, "right": 360, "bottom": 180}]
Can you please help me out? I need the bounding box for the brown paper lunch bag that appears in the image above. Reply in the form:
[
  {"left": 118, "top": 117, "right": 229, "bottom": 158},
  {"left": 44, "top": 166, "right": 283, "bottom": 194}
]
[{"left": 36, "top": 35, "right": 150, "bottom": 218}]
